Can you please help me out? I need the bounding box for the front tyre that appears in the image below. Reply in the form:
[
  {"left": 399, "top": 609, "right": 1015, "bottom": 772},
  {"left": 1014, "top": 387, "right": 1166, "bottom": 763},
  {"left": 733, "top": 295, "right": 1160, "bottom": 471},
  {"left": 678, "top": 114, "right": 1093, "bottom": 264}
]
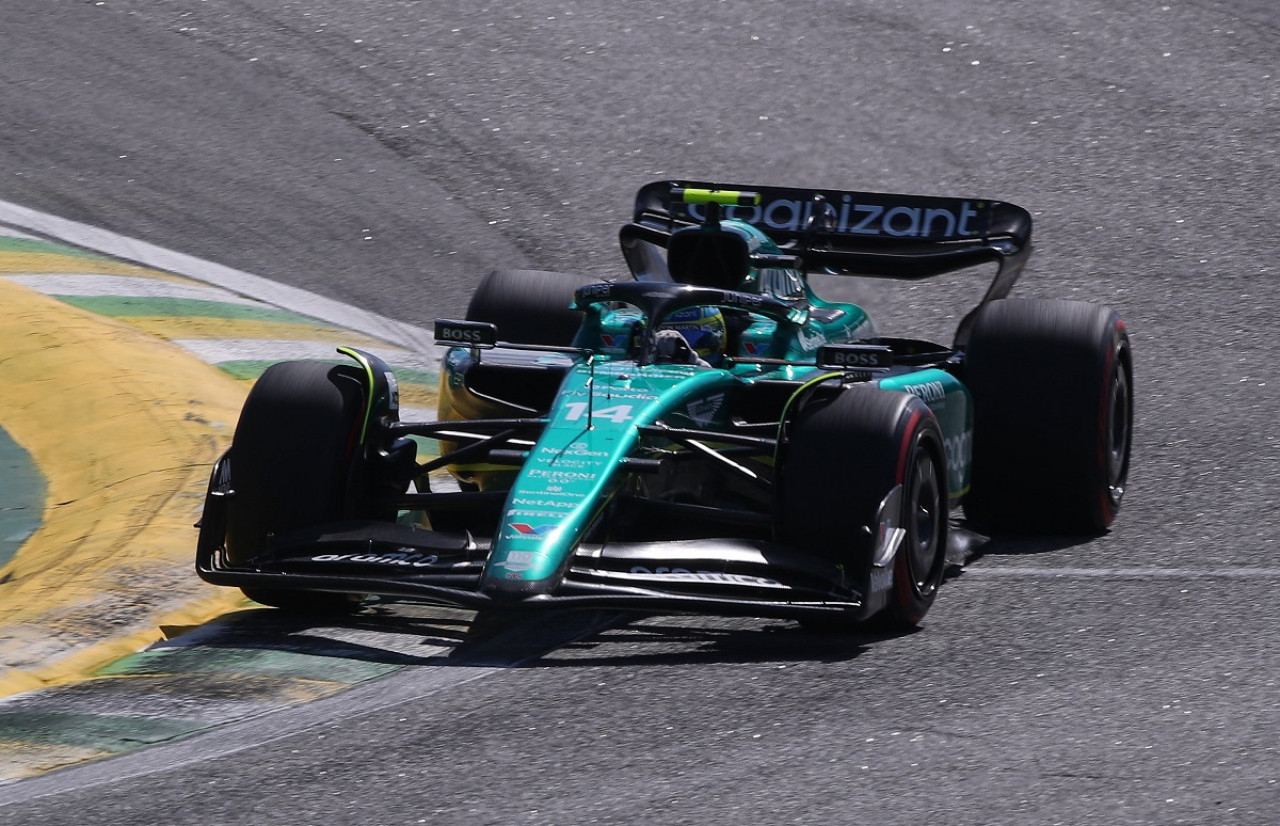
[
  {"left": 224, "top": 360, "right": 367, "bottom": 613},
  {"left": 782, "top": 389, "right": 949, "bottom": 630},
  {"left": 963, "top": 298, "right": 1133, "bottom": 534}
]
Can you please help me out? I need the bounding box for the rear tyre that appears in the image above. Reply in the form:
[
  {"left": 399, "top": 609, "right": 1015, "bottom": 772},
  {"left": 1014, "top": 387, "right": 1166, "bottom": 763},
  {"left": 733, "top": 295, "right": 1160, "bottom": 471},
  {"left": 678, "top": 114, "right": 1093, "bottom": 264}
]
[
  {"left": 963, "top": 298, "right": 1133, "bottom": 534},
  {"left": 782, "top": 389, "right": 948, "bottom": 631},
  {"left": 466, "top": 269, "right": 598, "bottom": 346},
  {"left": 225, "top": 360, "right": 366, "bottom": 613}
]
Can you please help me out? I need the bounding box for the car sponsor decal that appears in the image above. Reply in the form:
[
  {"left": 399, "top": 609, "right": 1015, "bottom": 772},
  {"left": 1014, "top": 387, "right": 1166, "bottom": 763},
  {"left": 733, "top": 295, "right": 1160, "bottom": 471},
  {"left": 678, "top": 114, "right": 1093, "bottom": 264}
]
[
  {"left": 626, "top": 566, "right": 785, "bottom": 588},
  {"left": 686, "top": 393, "right": 725, "bottom": 427},
  {"left": 686, "top": 198, "right": 984, "bottom": 239},
  {"left": 525, "top": 468, "right": 600, "bottom": 482},
  {"left": 637, "top": 365, "right": 706, "bottom": 381},
  {"left": 501, "top": 550, "right": 539, "bottom": 572},
  {"left": 541, "top": 444, "right": 609, "bottom": 459},
  {"left": 510, "top": 496, "right": 583, "bottom": 509},
  {"left": 313, "top": 551, "right": 441, "bottom": 568},
  {"left": 508, "top": 523, "right": 555, "bottom": 537},
  {"left": 434, "top": 318, "right": 497, "bottom": 346},
  {"left": 903, "top": 380, "right": 947, "bottom": 405},
  {"left": 944, "top": 429, "right": 972, "bottom": 482},
  {"left": 507, "top": 507, "right": 572, "bottom": 519},
  {"left": 795, "top": 328, "right": 826, "bottom": 352},
  {"left": 818, "top": 344, "right": 894, "bottom": 370},
  {"left": 597, "top": 388, "right": 660, "bottom": 402}
]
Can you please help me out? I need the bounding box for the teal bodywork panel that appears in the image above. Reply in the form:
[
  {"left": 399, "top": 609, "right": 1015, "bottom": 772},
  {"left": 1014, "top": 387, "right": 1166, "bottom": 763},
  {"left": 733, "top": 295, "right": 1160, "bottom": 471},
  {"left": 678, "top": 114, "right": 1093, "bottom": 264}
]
[
  {"left": 484, "top": 361, "right": 739, "bottom": 594},
  {"left": 878, "top": 369, "right": 973, "bottom": 502}
]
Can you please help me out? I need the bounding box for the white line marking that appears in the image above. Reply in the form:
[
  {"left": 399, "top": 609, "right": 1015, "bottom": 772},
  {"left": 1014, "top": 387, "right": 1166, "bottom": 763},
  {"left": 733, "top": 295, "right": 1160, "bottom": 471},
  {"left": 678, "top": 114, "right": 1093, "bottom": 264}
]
[
  {"left": 172, "top": 338, "right": 440, "bottom": 372},
  {"left": 963, "top": 566, "right": 1280, "bottom": 579},
  {"left": 0, "top": 228, "right": 42, "bottom": 241}
]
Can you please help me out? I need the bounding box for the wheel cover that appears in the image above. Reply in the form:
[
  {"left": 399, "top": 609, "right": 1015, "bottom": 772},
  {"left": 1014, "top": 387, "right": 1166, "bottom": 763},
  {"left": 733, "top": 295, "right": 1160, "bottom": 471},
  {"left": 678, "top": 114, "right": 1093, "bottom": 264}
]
[
  {"left": 1105, "top": 350, "right": 1132, "bottom": 503},
  {"left": 905, "top": 446, "right": 944, "bottom": 594}
]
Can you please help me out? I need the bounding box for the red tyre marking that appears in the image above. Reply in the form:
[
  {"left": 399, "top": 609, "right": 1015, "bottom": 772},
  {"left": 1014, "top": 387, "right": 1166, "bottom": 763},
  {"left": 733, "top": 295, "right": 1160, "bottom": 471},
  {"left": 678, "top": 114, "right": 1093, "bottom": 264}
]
[{"left": 896, "top": 408, "right": 923, "bottom": 485}]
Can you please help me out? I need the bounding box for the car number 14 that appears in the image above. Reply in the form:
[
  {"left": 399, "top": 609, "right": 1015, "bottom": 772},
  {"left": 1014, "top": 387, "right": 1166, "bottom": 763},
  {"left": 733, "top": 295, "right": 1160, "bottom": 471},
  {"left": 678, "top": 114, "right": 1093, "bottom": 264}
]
[{"left": 562, "top": 402, "right": 635, "bottom": 424}]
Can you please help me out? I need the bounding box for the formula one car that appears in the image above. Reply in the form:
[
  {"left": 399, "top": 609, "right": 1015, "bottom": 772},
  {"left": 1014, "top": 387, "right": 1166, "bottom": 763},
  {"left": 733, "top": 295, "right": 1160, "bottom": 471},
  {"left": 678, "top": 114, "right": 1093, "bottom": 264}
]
[{"left": 196, "top": 181, "right": 1132, "bottom": 629}]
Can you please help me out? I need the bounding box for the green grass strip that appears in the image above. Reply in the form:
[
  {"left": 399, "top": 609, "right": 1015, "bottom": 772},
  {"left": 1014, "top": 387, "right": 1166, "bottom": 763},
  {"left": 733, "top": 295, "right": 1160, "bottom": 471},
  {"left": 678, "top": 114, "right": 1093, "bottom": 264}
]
[
  {"left": 55, "top": 295, "right": 323, "bottom": 323},
  {"left": 0, "top": 711, "right": 204, "bottom": 750},
  {"left": 216, "top": 359, "right": 438, "bottom": 386},
  {"left": 214, "top": 360, "right": 286, "bottom": 381},
  {"left": 385, "top": 366, "right": 439, "bottom": 386},
  {"left": 0, "top": 236, "right": 113, "bottom": 260},
  {"left": 97, "top": 647, "right": 405, "bottom": 682}
]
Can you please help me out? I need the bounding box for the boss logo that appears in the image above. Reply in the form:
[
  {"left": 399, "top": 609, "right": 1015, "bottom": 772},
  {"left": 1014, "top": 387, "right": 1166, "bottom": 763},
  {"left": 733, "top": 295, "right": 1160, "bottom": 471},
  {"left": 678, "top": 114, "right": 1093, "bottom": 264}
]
[
  {"left": 434, "top": 319, "right": 496, "bottom": 346},
  {"left": 817, "top": 345, "right": 893, "bottom": 370},
  {"left": 440, "top": 328, "right": 485, "bottom": 342}
]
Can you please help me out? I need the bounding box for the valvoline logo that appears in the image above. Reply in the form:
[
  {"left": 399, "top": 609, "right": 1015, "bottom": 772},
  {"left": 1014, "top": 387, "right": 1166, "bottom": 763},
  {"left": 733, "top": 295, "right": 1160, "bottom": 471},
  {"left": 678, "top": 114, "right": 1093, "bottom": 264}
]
[{"left": 508, "top": 523, "right": 556, "bottom": 536}]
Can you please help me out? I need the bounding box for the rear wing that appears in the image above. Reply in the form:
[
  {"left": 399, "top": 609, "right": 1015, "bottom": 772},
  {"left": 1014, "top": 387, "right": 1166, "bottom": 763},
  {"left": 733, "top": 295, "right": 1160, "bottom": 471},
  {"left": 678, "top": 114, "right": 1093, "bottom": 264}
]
[{"left": 619, "top": 180, "right": 1034, "bottom": 344}]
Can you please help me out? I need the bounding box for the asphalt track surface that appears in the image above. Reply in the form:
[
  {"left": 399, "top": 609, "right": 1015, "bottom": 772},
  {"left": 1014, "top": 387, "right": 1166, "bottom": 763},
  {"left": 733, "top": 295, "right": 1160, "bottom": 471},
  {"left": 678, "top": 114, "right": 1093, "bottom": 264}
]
[{"left": 1, "top": 1, "right": 1278, "bottom": 823}]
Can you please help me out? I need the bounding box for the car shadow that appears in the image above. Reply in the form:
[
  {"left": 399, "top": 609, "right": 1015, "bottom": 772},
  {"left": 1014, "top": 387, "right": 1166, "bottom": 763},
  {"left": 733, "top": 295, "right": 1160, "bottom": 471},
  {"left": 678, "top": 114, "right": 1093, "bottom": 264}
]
[
  {"left": 967, "top": 530, "right": 1107, "bottom": 559},
  {"left": 948, "top": 520, "right": 1108, "bottom": 562},
  {"left": 156, "top": 600, "right": 475, "bottom": 666},
  {"left": 167, "top": 600, "right": 895, "bottom": 670},
  {"left": 492, "top": 613, "right": 890, "bottom": 667}
]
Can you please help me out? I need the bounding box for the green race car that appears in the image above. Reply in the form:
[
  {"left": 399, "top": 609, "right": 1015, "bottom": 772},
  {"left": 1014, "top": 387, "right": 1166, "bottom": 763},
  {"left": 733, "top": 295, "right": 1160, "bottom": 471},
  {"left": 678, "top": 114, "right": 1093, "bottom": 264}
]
[{"left": 196, "top": 181, "right": 1133, "bottom": 630}]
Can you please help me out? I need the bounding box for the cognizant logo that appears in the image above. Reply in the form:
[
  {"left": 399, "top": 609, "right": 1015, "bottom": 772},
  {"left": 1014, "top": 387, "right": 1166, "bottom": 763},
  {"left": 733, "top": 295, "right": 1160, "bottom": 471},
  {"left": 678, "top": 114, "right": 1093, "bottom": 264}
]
[{"left": 685, "top": 197, "right": 984, "bottom": 238}]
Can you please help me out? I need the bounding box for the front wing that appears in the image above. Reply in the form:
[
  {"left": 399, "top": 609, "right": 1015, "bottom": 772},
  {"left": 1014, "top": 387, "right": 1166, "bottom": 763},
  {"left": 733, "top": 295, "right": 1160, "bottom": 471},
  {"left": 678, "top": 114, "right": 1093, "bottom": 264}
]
[{"left": 196, "top": 506, "right": 867, "bottom": 621}]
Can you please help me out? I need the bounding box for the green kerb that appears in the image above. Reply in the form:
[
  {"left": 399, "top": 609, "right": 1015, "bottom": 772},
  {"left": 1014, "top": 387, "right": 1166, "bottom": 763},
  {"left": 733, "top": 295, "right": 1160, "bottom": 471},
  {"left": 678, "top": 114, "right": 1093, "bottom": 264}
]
[
  {"left": 0, "top": 237, "right": 113, "bottom": 260},
  {"left": 0, "top": 711, "right": 204, "bottom": 751},
  {"left": 96, "top": 647, "right": 405, "bottom": 682},
  {"left": 216, "top": 360, "right": 438, "bottom": 386}
]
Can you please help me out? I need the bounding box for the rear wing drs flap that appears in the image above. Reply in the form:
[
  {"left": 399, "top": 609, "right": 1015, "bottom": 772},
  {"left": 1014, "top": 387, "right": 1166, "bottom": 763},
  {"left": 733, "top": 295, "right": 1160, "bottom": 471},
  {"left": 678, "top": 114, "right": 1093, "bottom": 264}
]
[{"left": 619, "top": 180, "right": 1034, "bottom": 342}]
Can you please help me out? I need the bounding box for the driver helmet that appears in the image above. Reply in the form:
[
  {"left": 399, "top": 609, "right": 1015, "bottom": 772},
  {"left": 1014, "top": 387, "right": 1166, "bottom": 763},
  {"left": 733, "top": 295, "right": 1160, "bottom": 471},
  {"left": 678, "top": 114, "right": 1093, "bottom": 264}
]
[{"left": 660, "top": 305, "right": 726, "bottom": 363}]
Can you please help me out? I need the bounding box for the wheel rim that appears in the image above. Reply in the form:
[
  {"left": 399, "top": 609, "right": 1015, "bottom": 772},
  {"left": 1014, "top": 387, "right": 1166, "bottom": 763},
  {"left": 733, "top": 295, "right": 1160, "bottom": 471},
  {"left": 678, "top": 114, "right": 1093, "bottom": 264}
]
[{"left": 906, "top": 446, "right": 944, "bottom": 594}]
